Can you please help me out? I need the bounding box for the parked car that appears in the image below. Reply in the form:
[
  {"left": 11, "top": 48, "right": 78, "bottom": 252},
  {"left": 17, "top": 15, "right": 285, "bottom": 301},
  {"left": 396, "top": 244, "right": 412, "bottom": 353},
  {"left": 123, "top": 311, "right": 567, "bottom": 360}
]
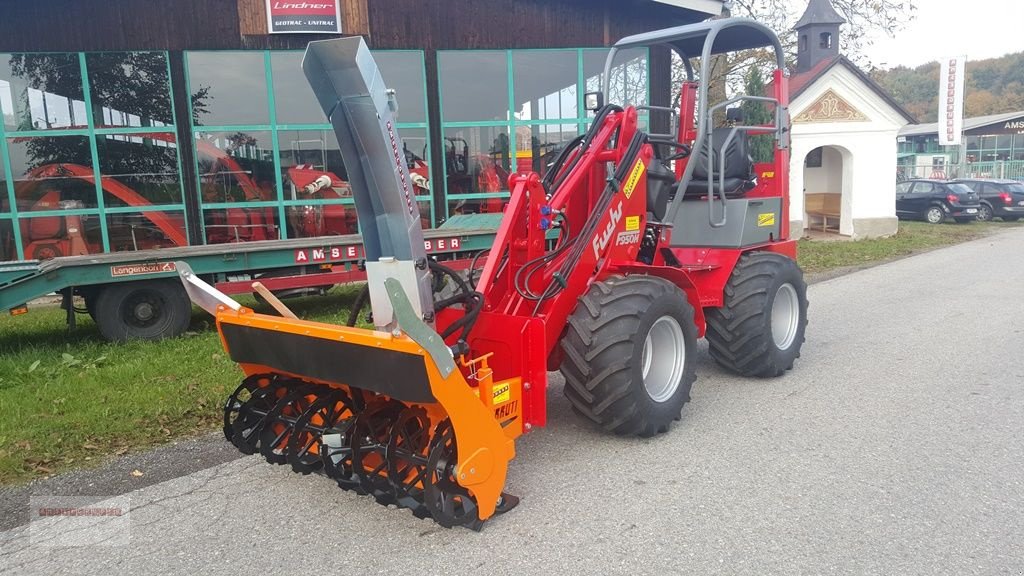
[
  {"left": 951, "top": 178, "right": 1024, "bottom": 222},
  {"left": 895, "top": 179, "right": 981, "bottom": 224}
]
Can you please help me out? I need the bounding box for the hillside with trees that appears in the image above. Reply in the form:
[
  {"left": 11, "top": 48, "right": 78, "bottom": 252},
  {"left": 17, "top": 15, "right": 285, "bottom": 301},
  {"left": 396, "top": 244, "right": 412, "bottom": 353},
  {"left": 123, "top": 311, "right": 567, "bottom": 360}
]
[{"left": 870, "top": 52, "right": 1024, "bottom": 122}]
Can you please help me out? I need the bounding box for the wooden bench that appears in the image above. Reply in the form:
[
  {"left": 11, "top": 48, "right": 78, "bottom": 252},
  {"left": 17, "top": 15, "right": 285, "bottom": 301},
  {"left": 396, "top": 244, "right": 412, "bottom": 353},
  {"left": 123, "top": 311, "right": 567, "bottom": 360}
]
[{"left": 805, "top": 193, "right": 841, "bottom": 232}]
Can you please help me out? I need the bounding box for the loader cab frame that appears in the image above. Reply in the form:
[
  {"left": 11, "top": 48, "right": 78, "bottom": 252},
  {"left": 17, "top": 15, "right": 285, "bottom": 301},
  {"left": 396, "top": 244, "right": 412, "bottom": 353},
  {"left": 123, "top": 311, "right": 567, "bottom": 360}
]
[{"left": 599, "top": 18, "right": 791, "bottom": 240}]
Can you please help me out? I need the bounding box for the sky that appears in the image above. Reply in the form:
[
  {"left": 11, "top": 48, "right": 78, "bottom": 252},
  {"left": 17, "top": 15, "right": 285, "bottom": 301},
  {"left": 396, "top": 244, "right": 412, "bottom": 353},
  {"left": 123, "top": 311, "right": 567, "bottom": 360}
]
[{"left": 862, "top": 0, "right": 1024, "bottom": 69}]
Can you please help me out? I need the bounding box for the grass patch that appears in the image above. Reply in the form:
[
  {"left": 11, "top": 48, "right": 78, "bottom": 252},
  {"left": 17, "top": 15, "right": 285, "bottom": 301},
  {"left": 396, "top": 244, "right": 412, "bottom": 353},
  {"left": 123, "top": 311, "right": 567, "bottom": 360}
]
[
  {"left": 0, "top": 220, "right": 1020, "bottom": 484},
  {"left": 0, "top": 285, "right": 363, "bottom": 484},
  {"left": 797, "top": 220, "right": 1022, "bottom": 275}
]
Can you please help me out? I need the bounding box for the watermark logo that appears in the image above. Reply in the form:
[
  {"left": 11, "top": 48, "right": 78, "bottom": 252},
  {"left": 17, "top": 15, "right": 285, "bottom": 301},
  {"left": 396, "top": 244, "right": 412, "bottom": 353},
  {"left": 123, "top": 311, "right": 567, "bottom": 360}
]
[{"left": 30, "top": 495, "right": 131, "bottom": 547}]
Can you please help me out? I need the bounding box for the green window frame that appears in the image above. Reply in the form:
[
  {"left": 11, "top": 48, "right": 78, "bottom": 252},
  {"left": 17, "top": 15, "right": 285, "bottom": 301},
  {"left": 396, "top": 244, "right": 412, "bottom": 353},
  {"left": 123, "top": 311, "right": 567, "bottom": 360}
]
[
  {"left": 184, "top": 49, "right": 433, "bottom": 243},
  {"left": 437, "top": 47, "right": 650, "bottom": 220},
  {"left": 0, "top": 51, "right": 186, "bottom": 260}
]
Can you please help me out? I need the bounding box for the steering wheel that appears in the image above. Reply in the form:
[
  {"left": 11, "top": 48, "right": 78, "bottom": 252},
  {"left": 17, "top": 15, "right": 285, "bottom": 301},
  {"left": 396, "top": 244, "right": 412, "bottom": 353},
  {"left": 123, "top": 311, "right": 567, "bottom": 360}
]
[
  {"left": 648, "top": 136, "right": 692, "bottom": 162},
  {"left": 665, "top": 143, "right": 692, "bottom": 162}
]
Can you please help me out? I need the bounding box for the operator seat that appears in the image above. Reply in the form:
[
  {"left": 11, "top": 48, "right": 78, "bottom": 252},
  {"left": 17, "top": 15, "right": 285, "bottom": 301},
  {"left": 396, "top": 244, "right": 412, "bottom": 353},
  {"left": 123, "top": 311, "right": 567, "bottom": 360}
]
[
  {"left": 646, "top": 160, "right": 676, "bottom": 222},
  {"left": 683, "top": 127, "right": 755, "bottom": 199}
]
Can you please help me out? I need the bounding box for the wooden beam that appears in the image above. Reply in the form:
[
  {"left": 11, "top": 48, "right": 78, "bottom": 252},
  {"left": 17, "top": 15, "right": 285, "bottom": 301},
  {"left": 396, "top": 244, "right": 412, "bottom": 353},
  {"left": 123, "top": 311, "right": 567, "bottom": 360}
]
[
  {"left": 341, "top": 0, "right": 370, "bottom": 37},
  {"left": 237, "top": 0, "right": 268, "bottom": 35}
]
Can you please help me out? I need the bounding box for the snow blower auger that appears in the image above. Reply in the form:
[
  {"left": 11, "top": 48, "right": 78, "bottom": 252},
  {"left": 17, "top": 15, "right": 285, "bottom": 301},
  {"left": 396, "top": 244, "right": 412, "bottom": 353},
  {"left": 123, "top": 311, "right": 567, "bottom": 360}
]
[{"left": 179, "top": 18, "right": 808, "bottom": 530}]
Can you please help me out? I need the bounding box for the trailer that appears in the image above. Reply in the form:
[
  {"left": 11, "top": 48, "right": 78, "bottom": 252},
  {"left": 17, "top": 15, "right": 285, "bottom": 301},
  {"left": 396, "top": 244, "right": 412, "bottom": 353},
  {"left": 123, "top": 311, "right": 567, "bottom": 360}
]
[{"left": 0, "top": 214, "right": 501, "bottom": 341}]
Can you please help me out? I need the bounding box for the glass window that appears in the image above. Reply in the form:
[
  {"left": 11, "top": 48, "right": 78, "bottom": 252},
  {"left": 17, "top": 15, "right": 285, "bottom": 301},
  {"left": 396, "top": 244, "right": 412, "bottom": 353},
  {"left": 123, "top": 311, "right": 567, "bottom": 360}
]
[
  {"left": 0, "top": 218, "right": 15, "bottom": 261},
  {"left": 895, "top": 182, "right": 911, "bottom": 194},
  {"left": 375, "top": 52, "right": 427, "bottom": 124},
  {"left": 278, "top": 128, "right": 350, "bottom": 205},
  {"left": 440, "top": 52, "right": 508, "bottom": 122},
  {"left": 583, "top": 48, "right": 648, "bottom": 109},
  {"left": 271, "top": 50, "right": 427, "bottom": 125},
  {"left": 7, "top": 135, "right": 97, "bottom": 210},
  {"left": 18, "top": 214, "right": 102, "bottom": 259},
  {"left": 965, "top": 136, "right": 980, "bottom": 150},
  {"left": 86, "top": 52, "right": 173, "bottom": 127},
  {"left": 514, "top": 51, "right": 578, "bottom": 121},
  {"left": 443, "top": 126, "right": 511, "bottom": 196},
  {"left": 914, "top": 182, "right": 934, "bottom": 194},
  {"left": 106, "top": 210, "right": 187, "bottom": 251},
  {"left": 96, "top": 133, "right": 181, "bottom": 207},
  {"left": 270, "top": 51, "right": 324, "bottom": 125},
  {"left": 0, "top": 53, "right": 86, "bottom": 131},
  {"left": 195, "top": 131, "right": 277, "bottom": 204},
  {"left": 202, "top": 207, "right": 279, "bottom": 244},
  {"left": 187, "top": 52, "right": 268, "bottom": 126},
  {"left": 515, "top": 124, "right": 579, "bottom": 179},
  {"left": 997, "top": 134, "right": 1012, "bottom": 150}
]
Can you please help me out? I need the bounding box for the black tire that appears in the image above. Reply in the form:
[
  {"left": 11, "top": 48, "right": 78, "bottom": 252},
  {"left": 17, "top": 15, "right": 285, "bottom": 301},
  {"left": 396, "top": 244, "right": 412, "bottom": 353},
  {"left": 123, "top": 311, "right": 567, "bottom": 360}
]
[
  {"left": 1003, "top": 216, "right": 1021, "bottom": 222},
  {"left": 559, "top": 275, "right": 697, "bottom": 437},
  {"left": 92, "top": 280, "right": 192, "bottom": 342},
  {"left": 977, "top": 203, "right": 994, "bottom": 222},
  {"left": 923, "top": 205, "right": 945, "bottom": 224},
  {"left": 705, "top": 252, "right": 808, "bottom": 378}
]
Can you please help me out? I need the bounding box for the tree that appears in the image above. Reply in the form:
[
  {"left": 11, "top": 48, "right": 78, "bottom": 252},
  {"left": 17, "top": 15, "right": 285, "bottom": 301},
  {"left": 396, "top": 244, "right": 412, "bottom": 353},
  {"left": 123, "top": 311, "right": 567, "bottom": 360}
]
[
  {"left": 742, "top": 67, "right": 775, "bottom": 163},
  {"left": 729, "top": 0, "right": 918, "bottom": 69}
]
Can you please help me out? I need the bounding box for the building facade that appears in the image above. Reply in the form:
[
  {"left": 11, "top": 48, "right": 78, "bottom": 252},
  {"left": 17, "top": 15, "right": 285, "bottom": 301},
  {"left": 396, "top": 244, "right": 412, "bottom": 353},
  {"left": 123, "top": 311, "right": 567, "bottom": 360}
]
[
  {"left": 0, "top": 0, "right": 721, "bottom": 262},
  {"left": 897, "top": 111, "right": 1024, "bottom": 181}
]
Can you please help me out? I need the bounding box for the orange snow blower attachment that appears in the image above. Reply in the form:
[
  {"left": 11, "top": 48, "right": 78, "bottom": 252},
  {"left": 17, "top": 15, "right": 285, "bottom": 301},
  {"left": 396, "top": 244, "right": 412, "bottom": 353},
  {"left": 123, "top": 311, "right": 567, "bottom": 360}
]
[{"left": 179, "top": 263, "right": 521, "bottom": 527}]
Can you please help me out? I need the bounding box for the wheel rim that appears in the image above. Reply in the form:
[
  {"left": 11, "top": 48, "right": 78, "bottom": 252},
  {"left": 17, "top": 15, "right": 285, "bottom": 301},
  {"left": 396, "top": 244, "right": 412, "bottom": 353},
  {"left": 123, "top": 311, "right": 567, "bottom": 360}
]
[
  {"left": 641, "top": 316, "right": 686, "bottom": 403},
  {"left": 926, "top": 208, "right": 943, "bottom": 223},
  {"left": 121, "top": 290, "right": 165, "bottom": 329},
  {"left": 979, "top": 206, "right": 992, "bottom": 221},
  {"left": 771, "top": 283, "right": 800, "bottom": 351}
]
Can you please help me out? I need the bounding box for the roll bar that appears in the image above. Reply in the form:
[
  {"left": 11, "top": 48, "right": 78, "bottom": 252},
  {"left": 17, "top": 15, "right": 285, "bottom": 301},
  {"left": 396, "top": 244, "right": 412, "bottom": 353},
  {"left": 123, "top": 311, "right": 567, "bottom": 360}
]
[{"left": 600, "top": 17, "right": 789, "bottom": 225}]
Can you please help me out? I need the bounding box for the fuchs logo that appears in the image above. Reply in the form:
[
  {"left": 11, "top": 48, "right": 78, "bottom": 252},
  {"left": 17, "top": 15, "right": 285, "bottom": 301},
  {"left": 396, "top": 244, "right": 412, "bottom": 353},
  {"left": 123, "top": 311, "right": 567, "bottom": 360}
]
[{"left": 592, "top": 201, "right": 623, "bottom": 259}]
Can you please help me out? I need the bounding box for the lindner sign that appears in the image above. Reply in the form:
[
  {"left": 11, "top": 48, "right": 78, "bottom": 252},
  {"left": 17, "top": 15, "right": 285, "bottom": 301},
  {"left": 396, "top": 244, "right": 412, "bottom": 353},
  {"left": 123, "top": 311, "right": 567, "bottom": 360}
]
[
  {"left": 939, "top": 56, "right": 966, "bottom": 146},
  {"left": 266, "top": 1, "right": 342, "bottom": 34}
]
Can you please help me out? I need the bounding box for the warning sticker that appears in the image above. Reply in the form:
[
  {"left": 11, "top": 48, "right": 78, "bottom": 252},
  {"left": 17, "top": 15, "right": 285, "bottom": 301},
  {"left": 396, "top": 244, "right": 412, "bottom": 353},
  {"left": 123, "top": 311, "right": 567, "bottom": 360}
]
[
  {"left": 757, "top": 213, "right": 776, "bottom": 227},
  {"left": 621, "top": 160, "right": 646, "bottom": 200},
  {"left": 492, "top": 383, "right": 510, "bottom": 405},
  {"left": 110, "top": 262, "right": 176, "bottom": 277},
  {"left": 625, "top": 215, "right": 641, "bottom": 231}
]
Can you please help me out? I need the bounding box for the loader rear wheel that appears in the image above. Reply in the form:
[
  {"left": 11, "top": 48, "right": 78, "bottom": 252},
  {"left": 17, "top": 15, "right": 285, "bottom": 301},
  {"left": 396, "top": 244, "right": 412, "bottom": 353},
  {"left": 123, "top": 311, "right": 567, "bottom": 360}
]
[
  {"left": 705, "top": 252, "right": 808, "bottom": 378},
  {"left": 559, "top": 275, "right": 697, "bottom": 437}
]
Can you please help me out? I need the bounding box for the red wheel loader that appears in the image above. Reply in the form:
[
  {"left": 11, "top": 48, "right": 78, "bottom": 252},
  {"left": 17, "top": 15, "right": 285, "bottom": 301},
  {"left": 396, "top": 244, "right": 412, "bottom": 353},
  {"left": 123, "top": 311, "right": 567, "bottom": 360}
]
[{"left": 178, "top": 18, "right": 808, "bottom": 530}]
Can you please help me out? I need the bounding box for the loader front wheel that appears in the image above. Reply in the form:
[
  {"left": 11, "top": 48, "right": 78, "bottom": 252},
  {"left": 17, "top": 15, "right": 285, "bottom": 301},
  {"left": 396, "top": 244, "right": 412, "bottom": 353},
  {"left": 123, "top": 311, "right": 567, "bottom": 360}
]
[
  {"left": 705, "top": 252, "right": 808, "bottom": 377},
  {"left": 559, "top": 275, "right": 697, "bottom": 437}
]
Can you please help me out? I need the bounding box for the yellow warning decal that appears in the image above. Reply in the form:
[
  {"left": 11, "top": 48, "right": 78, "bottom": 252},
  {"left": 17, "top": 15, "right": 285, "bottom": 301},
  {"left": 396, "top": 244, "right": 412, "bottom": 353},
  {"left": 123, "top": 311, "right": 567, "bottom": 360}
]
[
  {"left": 493, "top": 383, "right": 510, "bottom": 404},
  {"left": 621, "top": 160, "right": 646, "bottom": 200},
  {"left": 625, "top": 216, "right": 641, "bottom": 231},
  {"left": 757, "top": 213, "right": 776, "bottom": 227}
]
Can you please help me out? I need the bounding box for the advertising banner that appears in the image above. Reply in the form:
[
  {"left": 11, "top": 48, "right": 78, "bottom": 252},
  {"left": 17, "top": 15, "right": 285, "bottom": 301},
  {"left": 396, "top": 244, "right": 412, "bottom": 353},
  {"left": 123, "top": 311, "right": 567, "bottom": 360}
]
[
  {"left": 266, "top": 0, "right": 342, "bottom": 34},
  {"left": 939, "top": 56, "right": 966, "bottom": 146}
]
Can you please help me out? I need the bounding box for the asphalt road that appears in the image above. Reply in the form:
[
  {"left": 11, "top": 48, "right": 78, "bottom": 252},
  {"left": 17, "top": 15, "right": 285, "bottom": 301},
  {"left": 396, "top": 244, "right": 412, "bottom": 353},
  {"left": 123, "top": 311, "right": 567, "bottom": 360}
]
[{"left": 3, "top": 228, "right": 1024, "bottom": 575}]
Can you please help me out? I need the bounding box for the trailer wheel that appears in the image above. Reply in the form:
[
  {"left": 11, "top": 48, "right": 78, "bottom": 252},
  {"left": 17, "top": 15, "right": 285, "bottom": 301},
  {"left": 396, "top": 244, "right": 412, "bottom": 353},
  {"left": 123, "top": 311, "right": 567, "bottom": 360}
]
[
  {"left": 93, "top": 280, "right": 192, "bottom": 342},
  {"left": 705, "top": 252, "right": 808, "bottom": 378},
  {"left": 559, "top": 275, "right": 697, "bottom": 437}
]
